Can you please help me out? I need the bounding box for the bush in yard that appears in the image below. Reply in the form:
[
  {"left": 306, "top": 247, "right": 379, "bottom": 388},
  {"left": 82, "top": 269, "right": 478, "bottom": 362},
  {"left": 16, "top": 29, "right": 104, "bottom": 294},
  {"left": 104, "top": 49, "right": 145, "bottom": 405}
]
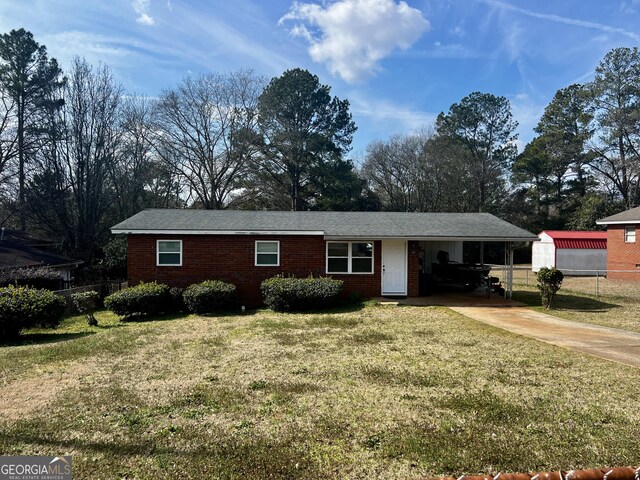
[
  {"left": 261, "top": 275, "right": 343, "bottom": 312},
  {"left": 182, "top": 280, "right": 236, "bottom": 314},
  {"left": 104, "top": 282, "right": 170, "bottom": 319},
  {"left": 71, "top": 291, "right": 100, "bottom": 326},
  {"left": 536, "top": 267, "right": 564, "bottom": 309},
  {"left": 0, "top": 286, "right": 66, "bottom": 340}
]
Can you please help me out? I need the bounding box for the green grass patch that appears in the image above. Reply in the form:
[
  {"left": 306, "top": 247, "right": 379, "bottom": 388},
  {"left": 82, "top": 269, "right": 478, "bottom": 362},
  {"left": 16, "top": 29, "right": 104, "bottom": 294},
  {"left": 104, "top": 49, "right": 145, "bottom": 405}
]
[{"left": 513, "top": 286, "right": 640, "bottom": 333}]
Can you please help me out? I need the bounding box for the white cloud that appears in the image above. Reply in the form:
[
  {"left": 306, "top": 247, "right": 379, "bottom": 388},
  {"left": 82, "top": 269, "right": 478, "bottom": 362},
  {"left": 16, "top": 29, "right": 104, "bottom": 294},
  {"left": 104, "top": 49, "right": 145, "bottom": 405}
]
[
  {"left": 133, "top": 0, "right": 155, "bottom": 25},
  {"left": 280, "top": 0, "right": 430, "bottom": 83},
  {"left": 350, "top": 93, "right": 435, "bottom": 130}
]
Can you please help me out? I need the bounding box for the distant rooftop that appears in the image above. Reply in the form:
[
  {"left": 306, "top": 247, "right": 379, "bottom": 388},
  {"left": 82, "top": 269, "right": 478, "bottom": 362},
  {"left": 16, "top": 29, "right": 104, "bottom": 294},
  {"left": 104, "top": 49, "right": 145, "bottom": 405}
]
[
  {"left": 597, "top": 205, "right": 640, "bottom": 225},
  {"left": 0, "top": 241, "right": 82, "bottom": 270},
  {"left": 0, "top": 229, "right": 80, "bottom": 270},
  {"left": 539, "top": 230, "right": 607, "bottom": 250},
  {"left": 541, "top": 230, "right": 607, "bottom": 239}
]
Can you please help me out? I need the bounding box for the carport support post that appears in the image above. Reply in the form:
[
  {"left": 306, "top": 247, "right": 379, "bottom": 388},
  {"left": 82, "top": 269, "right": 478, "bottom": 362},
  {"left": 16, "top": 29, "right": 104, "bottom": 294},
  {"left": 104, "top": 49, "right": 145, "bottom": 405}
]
[
  {"left": 506, "top": 242, "right": 514, "bottom": 298},
  {"left": 480, "top": 242, "right": 484, "bottom": 265}
]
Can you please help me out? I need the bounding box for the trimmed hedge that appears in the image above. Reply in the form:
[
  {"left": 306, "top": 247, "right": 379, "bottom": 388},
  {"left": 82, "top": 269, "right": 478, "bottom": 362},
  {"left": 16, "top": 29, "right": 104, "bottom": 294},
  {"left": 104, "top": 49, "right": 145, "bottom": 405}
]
[
  {"left": 0, "top": 285, "right": 66, "bottom": 340},
  {"left": 261, "top": 275, "right": 343, "bottom": 312},
  {"left": 104, "top": 282, "right": 170, "bottom": 319},
  {"left": 183, "top": 280, "right": 236, "bottom": 314}
]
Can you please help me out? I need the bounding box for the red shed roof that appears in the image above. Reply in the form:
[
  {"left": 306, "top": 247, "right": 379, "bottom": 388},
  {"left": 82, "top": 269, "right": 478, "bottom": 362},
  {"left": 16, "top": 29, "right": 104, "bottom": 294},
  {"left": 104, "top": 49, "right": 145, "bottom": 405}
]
[{"left": 539, "top": 230, "right": 607, "bottom": 249}]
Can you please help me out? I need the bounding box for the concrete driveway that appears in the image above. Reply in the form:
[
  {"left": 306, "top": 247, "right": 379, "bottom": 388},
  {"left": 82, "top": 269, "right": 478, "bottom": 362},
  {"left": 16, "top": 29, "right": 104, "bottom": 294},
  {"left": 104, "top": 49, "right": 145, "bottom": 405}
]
[{"left": 382, "top": 292, "right": 640, "bottom": 368}]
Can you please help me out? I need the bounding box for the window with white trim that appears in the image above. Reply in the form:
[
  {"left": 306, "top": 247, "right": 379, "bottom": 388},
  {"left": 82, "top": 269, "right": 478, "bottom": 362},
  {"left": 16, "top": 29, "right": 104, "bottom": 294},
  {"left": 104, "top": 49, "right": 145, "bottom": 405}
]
[
  {"left": 255, "top": 241, "right": 280, "bottom": 266},
  {"left": 157, "top": 240, "right": 182, "bottom": 266},
  {"left": 326, "top": 242, "right": 373, "bottom": 274},
  {"left": 625, "top": 226, "right": 636, "bottom": 243}
]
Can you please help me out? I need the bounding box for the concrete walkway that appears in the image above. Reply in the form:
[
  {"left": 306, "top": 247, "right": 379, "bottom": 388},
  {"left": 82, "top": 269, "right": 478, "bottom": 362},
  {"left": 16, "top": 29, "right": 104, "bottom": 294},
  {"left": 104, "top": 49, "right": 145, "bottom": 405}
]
[
  {"left": 449, "top": 304, "right": 640, "bottom": 368},
  {"left": 379, "top": 293, "right": 640, "bottom": 368}
]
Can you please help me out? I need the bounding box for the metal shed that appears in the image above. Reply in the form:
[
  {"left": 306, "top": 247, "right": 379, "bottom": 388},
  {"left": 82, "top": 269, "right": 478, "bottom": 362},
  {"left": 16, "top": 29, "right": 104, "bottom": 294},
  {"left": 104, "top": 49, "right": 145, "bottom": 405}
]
[{"left": 532, "top": 231, "right": 607, "bottom": 276}]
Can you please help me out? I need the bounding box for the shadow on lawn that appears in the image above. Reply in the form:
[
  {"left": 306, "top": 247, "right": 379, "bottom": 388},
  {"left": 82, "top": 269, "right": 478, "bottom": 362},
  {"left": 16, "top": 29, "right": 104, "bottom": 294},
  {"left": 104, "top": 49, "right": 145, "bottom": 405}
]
[
  {"left": 0, "top": 430, "right": 318, "bottom": 478},
  {"left": 0, "top": 331, "right": 95, "bottom": 347},
  {"left": 513, "top": 290, "right": 619, "bottom": 312}
]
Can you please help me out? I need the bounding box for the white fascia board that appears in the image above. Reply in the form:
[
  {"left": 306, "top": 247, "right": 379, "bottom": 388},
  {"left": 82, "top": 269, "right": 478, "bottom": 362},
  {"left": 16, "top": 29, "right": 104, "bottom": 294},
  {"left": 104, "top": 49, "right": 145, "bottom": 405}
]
[
  {"left": 596, "top": 220, "right": 640, "bottom": 225},
  {"left": 323, "top": 236, "right": 539, "bottom": 242},
  {"left": 111, "top": 229, "right": 325, "bottom": 236}
]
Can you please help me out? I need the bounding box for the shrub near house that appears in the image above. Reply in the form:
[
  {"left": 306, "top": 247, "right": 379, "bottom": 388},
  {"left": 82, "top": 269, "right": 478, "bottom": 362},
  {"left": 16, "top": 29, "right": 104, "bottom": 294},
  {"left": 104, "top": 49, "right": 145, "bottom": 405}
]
[
  {"left": 183, "top": 280, "right": 236, "bottom": 314},
  {"left": 261, "top": 275, "right": 343, "bottom": 312},
  {"left": 0, "top": 286, "right": 66, "bottom": 340},
  {"left": 104, "top": 282, "right": 171, "bottom": 319}
]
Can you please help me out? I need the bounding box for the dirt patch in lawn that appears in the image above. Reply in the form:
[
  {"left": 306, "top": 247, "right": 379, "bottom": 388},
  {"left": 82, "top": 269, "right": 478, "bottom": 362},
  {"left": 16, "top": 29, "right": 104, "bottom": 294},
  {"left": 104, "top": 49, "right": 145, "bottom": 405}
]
[
  {"left": 0, "top": 363, "right": 91, "bottom": 420},
  {"left": 0, "top": 316, "right": 232, "bottom": 420}
]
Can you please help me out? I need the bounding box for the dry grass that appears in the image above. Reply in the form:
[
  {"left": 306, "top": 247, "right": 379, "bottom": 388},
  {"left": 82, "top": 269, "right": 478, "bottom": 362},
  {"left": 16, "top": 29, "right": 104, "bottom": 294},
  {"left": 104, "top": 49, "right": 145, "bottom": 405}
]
[
  {"left": 512, "top": 276, "right": 640, "bottom": 334},
  {"left": 1, "top": 305, "right": 639, "bottom": 479}
]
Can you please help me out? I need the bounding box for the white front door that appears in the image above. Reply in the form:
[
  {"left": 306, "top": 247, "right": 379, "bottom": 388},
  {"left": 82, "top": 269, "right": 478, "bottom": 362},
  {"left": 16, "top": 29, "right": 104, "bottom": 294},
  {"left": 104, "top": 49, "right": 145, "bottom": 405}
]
[{"left": 382, "top": 240, "right": 407, "bottom": 295}]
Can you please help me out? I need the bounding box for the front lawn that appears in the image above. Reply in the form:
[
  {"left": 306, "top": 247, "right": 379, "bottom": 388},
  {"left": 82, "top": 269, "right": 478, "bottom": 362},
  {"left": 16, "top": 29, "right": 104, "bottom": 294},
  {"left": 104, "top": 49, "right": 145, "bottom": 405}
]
[
  {"left": 1, "top": 305, "right": 639, "bottom": 479},
  {"left": 512, "top": 285, "right": 640, "bottom": 334}
]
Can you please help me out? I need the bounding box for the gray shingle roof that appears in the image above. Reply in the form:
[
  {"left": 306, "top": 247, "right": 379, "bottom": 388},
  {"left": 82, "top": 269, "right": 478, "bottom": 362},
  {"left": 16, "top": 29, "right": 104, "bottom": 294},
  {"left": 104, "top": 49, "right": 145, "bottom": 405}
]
[
  {"left": 112, "top": 209, "right": 537, "bottom": 241},
  {"left": 597, "top": 205, "right": 640, "bottom": 225},
  {"left": 0, "top": 241, "right": 82, "bottom": 269}
]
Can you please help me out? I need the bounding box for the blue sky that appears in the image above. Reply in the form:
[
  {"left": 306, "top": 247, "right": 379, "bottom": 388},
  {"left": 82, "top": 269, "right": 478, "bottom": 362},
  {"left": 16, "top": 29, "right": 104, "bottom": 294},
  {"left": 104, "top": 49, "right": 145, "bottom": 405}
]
[{"left": 2, "top": 0, "right": 639, "bottom": 157}]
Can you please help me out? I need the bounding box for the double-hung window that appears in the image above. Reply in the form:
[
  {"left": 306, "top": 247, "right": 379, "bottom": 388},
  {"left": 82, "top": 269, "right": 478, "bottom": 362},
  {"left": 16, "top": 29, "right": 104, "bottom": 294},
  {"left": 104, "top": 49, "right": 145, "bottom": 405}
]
[
  {"left": 326, "top": 242, "right": 373, "bottom": 274},
  {"left": 625, "top": 226, "right": 636, "bottom": 243},
  {"left": 255, "top": 241, "right": 280, "bottom": 266},
  {"left": 157, "top": 240, "right": 182, "bottom": 266}
]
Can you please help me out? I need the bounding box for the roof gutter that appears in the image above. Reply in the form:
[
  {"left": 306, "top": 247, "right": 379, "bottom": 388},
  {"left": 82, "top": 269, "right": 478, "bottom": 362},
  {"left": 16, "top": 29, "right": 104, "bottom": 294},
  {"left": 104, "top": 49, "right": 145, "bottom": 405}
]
[
  {"left": 111, "top": 229, "right": 326, "bottom": 236},
  {"left": 324, "top": 236, "right": 538, "bottom": 241},
  {"left": 596, "top": 220, "right": 640, "bottom": 225}
]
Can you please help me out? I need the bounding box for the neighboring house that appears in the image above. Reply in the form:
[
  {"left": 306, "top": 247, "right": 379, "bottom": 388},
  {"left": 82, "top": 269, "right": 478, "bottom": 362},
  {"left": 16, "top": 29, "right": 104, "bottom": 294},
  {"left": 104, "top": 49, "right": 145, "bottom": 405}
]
[
  {"left": 597, "top": 206, "right": 640, "bottom": 280},
  {"left": 0, "top": 229, "right": 82, "bottom": 285},
  {"left": 532, "top": 231, "right": 607, "bottom": 276},
  {"left": 111, "top": 209, "right": 538, "bottom": 305}
]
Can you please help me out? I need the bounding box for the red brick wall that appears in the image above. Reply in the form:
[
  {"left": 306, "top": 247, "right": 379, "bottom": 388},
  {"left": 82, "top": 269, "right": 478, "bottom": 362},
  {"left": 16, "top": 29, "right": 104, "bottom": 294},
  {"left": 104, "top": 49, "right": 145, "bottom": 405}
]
[
  {"left": 408, "top": 241, "right": 420, "bottom": 296},
  {"left": 606, "top": 225, "right": 640, "bottom": 280},
  {"left": 127, "top": 235, "right": 387, "bottom": 306}
]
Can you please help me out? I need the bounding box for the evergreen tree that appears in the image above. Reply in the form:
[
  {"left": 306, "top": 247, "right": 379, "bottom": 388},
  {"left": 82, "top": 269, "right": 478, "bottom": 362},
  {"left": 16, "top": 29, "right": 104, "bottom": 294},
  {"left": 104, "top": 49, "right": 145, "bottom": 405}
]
[
  {"left": 252, "top": 68, "right": 356, "bottom": 211},
  {"left": 0, "top": 28, "right": 63, "bottom": 230}
]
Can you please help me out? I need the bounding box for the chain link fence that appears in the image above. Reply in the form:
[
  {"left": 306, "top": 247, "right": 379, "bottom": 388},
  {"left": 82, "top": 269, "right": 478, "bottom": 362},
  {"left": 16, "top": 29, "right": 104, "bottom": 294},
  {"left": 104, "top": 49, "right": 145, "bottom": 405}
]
[{"left": 489, "top": 265, "right": 640, "bottom": 300}]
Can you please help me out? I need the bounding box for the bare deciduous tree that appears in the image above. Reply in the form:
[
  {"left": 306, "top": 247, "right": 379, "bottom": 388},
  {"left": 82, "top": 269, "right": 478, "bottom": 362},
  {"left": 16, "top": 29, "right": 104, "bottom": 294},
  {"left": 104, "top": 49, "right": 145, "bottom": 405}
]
[
  {"left": 362, "top": 129, "right": 474, "bottom": 212},
  {"left": 155, "top": 70, "right": 264, "bottom": 209},
  {"left": 29, "top": 57, "right": 122, "bottom": 261}
]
